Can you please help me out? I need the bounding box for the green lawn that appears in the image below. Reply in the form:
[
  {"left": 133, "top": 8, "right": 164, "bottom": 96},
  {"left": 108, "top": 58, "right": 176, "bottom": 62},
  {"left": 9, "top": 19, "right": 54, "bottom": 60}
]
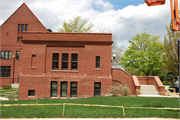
[
  {"left": 1, "top": 96, "right": 179, "bottom": 118},
  {"left": 0, "top": 88, "right": 19, "bottom": 98}
]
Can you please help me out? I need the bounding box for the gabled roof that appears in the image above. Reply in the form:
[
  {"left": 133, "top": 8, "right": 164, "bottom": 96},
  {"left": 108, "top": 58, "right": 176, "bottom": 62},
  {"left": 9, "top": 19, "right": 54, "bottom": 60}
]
[{"left": 0, "top": 2, "right": 46, "bottom": 30}]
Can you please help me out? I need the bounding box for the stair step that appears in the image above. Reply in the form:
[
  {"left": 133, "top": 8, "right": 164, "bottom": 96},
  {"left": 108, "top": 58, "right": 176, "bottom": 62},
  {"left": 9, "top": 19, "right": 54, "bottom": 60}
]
[{"left": 140, "top": 85, "right": 159, "bottom": 95}]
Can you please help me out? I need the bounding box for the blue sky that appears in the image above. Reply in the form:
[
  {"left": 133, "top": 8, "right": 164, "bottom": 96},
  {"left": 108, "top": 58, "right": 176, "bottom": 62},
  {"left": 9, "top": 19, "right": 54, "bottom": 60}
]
[{"left": 106, "top": 0, "right": 145, "bottom": 9}]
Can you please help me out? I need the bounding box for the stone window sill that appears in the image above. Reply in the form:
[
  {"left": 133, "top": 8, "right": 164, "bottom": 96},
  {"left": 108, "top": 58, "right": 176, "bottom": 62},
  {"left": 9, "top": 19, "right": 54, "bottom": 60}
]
[{"left": 30, "top": 67, "right": 36, "bottom": 69}]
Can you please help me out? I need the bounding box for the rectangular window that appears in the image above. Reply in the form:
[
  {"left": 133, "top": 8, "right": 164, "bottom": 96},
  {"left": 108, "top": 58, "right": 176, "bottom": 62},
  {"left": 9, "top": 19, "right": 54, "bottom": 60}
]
[
  {"left": 71, "top": 54, "right": 78, "bottom": 70},
  {"left": 17, "top": 37, "right": 20, "bottom": 42},
  {"left": 61, "top": 82, "right": 67, "bottom": 97},
  {"left": 52, "top": 53, "right": 59, "bottom": 70},
  {"left": 94, "top": 82, "right": 101, "bottom": 97},
  {"left": 1, "top": 51, "right": 12, "bottom": 59},
  {"left": 18, "top": 24, "right": 21, "bottom": 32},
  {"left": 51, "top": 81, "right": 57, "bottom": 97},
  {"left": 1, "top": 66, "right": 11, "bottom": 77},
  {"left": 31, "top": 55, "right": 36, "bottom": 67},
  {"left": 25, "top": 24, "right": 28, "bottom": 31},
  {"left": 96, "top": 56, "right": 100, "bottom": 68},
  {"left": 1, "top": 51, "right": 4, "bottom": 59},
  {"left": 62, "top": 53, "right": 68, "bottom": 70},
  {"left": 71, "top": 82, "right": 77, "bottom": 97},
  {"left": 16, "top": 51, "right": 20, "bottom": 60},
  {"left": 28, "top": 90, "right": 35, "bottom": 96},
  {"left": 21, "top": 24, "right": 24, "bottom": 32}
]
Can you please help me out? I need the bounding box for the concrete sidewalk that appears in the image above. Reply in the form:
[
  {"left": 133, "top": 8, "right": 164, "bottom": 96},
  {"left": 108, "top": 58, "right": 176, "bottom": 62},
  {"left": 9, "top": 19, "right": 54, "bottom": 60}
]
[{"left": 0, "top": 118, "right": 179, "bottom": 120}]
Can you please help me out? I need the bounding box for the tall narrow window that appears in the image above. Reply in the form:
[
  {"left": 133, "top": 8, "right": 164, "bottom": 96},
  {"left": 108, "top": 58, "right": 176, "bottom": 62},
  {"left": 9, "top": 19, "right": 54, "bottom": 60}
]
[
  {"left": 62, "top": 53, "right": 68, "bottom": 70},
  {"left": 96, "top": 56, "right": 100, "bottom": 68},
  {"left": 51, "top": 81, "right": 57, "bottom": 97},
  {"left": 21, "top": 24, "right": 24, "bottom": 32},
  {"left": 31, "top": 55, "right": 36, "bottom": 67},
  {"left": 18, "top": 24, "right": 21, "bottom": 32},
  {"left": 71, "top": 82, "right": 77, "bottom": 97},
  {"left": 17, "top": 37, "right": 20, "bottom": 42},
  {"left": 1, "top": 51, "right": 4, "bottom": 59},
  {"left": 61, "top": 82, "right": 67, "bottom": 97},
  {"left": 52, "top": 53, "right": 59, "bottom": 70},
  {"left": 16, "top": 51, "right": 20, "bottom": 60},
  {"left": 71, "top": 54, "right": 78, "bottom": 70},
  {"left": 94, "top": 82, "right": 101, "bottom": 97},
  {"left": 1, "top": 66, "right": 11, "bottom": 77},
  {"left": 25, "top": 24, "right": 28, "bottom": 31}
]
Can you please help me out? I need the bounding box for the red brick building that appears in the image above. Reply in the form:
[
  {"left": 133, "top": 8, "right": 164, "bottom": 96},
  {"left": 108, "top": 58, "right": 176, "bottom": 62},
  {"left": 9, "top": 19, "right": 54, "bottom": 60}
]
[{"left": 1, "top": 3, "right": 164, "bottom": 100}]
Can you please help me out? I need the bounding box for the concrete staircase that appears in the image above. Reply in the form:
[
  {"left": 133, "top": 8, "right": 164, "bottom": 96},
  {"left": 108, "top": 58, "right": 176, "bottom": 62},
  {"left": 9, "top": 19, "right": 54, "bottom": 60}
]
[
  {"left": 11, "top": 83, "right": 19, "bottom": 88},
  {"left": 140, "top": 85, "right": 159, "bottom": 95}
]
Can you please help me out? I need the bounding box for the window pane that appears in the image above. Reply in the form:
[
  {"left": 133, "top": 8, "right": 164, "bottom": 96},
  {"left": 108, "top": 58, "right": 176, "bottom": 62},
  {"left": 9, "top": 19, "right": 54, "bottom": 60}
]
[
  {"left": 16, "top": 51, "right": 19, "bottom": 60},
  {"left": 62, "top": 62, "right": 68, "bottom": 70},
  {"left": 1, "top": 51, "right": 4, "bottom": 59},
  {"left": 96, "top": 56, "right": 100, "bottom": 68},
  {"left": 25, "top": 24, "right": 28, "bottom": 31},
  {"left": 52, "top": 53, "right": 59, "bottom": 70},
  {"left": 94, "top": 83, "right": 101, "bottom": 97},
  {"left": 61, "top": 82, "right": 67, "bottom": 97},
  {"left": 21, "top": 24, "right": 24, "bottom": 32},
  {"left": 71, "top": 54, "right": 78, "bottom": 70},
  {"left": 18, "top": 24, "right": 21, "bottom": 32},
  {"left": 72, "top": 54, "right": 78, "bottom": 61},
  {"left": 28, "top": 90, "right": 35, "bottom": 96},
  {"left": 71, "top": 82, "right": 77, "bottom": 97},
  {"left": 9, "top": 51, "right": 12, "bottom": 59},
  {"left": 0, "top": 66, "right": 11, "bottom": 77},
  {"left": 5, "top": 51, "right": 8, "bottom": 59},
  {"left": 62, "top": 53, "right": 68, "bottom": 61},
  {"left": 51, "top": 81, "right": 57, "bottom": 97},
  {"left": 17, "top": 37, "right": 20, "bottom": 42}
]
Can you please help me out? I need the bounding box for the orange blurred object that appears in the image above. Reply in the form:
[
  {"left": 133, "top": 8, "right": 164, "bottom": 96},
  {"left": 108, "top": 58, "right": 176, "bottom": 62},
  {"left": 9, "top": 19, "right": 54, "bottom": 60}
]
[{"left": 144, "top": 0, "right": 165, "bottom": 6}]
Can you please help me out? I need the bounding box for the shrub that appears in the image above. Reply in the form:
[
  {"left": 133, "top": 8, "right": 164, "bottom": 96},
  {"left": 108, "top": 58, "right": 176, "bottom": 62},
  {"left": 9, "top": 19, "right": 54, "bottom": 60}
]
[
  {"left": 2, "top": 85, "right": 12, "bottom": 89},
  {"left": 162, "top": 81, "right": 172, "bottom": 85},
  {"left": 5, "top": 92, "right": 17, "bottom": 100},
  {"left": 109, "top": 85, "right": 131, "bottom": 96},
  {"left": 119, "top": 85, "right": 130, "bottom": 96},
  {"left": 109, "top": 85, "right": 120, "bottom": 96}
]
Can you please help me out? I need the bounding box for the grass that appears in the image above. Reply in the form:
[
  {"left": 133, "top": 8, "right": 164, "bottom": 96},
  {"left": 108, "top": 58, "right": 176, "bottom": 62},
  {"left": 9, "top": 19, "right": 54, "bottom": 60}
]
[
  {"left": 0, "top": 88, "right": 19, "bottom": 98},
  {"left": 1, "top": 96, "right": 179, "bottom": 118}
]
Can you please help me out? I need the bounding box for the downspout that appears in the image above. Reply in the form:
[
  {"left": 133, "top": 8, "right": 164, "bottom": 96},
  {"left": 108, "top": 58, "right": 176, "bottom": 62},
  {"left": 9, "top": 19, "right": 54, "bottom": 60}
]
[{"left": 12, "top": 55, "right": 15, "bottom": 84}]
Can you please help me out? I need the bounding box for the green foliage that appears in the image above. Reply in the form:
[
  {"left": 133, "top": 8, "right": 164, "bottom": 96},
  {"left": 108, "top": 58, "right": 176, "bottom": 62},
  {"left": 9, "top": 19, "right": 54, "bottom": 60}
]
[
  {"left": 163, "top": 25, "right": 179, "bottom": 75},
  {"left": 58, "top": 16, "right": 94, "bottom": 33},
  {"left": 166, "top": 71, "right": 178, "bottom": 82},
  {"left": 162, "top": 81, "right": 172, "bottom": 85},
  {"left": 2, "top": 85, "right": 12, "bottom": 89},
  {"left": 158, "top": 69, "right": 168, "bottom": 81},
  {"left": 119, "top": 32, "right": 163, "bottom": 76}
]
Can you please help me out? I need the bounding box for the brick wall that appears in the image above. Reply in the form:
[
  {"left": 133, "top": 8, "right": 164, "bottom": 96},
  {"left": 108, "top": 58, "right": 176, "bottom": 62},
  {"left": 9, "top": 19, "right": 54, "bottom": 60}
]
[
  {"left": 111, "top": 68, "right": 136, "bottom": 95},
  {"left": 1, "top": 3, "right": 48, "bottom": 86}
]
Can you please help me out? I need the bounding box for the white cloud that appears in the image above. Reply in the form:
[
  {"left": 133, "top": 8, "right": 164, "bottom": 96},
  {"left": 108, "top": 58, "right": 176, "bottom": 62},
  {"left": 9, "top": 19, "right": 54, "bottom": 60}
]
[{"left": 0, "top": 0, "right": 173, "bottom": 47}]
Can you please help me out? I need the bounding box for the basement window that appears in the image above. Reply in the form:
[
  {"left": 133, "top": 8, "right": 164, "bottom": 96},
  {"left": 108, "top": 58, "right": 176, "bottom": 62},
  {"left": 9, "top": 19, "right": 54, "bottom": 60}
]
[{"left": 28, "top": 90, "right": 35, "bottom": 96}]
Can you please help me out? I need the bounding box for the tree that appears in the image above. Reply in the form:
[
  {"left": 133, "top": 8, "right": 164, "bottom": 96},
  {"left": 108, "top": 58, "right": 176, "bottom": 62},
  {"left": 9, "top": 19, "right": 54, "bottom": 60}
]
[
  {"left": 58, "top": 16, "right": 94, "bottom": 32},
  {"left": 119, "top": 32, "right": 163, "bottom": 76},
  {"left": 163, "top": 24, "right": 179, "bottom": 75},
  {"left": 111, "top": 34, "right": 124, "bottom": 67},
  {"left": 99, "top": 30, "right": 124, "bottom": 67}
]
